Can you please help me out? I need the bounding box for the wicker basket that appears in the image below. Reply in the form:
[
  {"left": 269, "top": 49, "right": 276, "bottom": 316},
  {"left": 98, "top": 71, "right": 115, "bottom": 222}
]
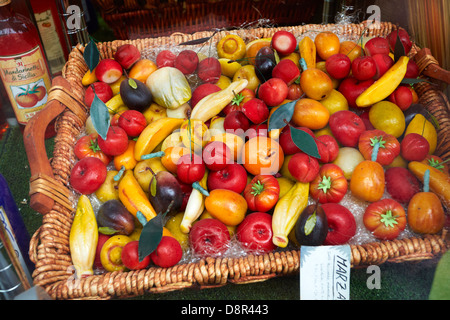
[
  {"left": 91, "top": 0, "right": 319, "bottom": 39},
  {"left": 23, "top": 22, "right": 450, "bottom": 300}
]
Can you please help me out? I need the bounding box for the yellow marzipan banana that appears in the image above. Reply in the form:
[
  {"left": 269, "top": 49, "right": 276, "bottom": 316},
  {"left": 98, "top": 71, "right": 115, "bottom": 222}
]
[
  {"left": 81, "top": 68, "right": 97, "bottom": 86},
  {"left": 272, "top": 181, "right": 309, "bottom": 248},
  {"left": 180, "top": 170, "right": 208, "bottom": 233},
  {"left": 118, "top": 169, "right": 157, "bottom": 222},
  {"left": 355, "top": 56, "right": 409, "bottom": 107},
  {"left": 69, "top": 195, "right": 98, "bottom": 278},
  {"left": 105, "top": 94, "right": 125, "bottom": 114},
  {"left": 134, "top": 117, "right": 184, "bottom": 161},
  {"left": 190, "top": 79, "right": 248, "bottom": 122},
  {"left": 298, "top": 36, "right": 316, "bottom": 70}
]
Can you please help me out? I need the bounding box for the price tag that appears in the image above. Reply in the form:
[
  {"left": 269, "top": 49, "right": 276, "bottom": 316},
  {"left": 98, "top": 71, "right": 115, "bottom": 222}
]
[{"left": 299, "top": 245, "right": 351, "bottom": 300}]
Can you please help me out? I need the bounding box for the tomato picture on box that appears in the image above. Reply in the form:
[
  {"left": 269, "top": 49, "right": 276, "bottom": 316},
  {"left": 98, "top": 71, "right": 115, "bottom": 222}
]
[{"left": 12, "top": 79, "right": 47, "bottom": 109}]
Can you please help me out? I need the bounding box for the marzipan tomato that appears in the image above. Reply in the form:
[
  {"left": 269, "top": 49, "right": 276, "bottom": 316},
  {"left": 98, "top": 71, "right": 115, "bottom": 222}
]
[
  {"left": 363, "top": 198, "right": 407, "bottom": 240},
  {"left": 244, "top": 175, "right": 280, "bottom": 212},
  {"left": 358, "top": 129, "right": 400, "bottom": 166},
  {"left": 74, "top": 133, "right": 112, "bottom": 166},
  {"left": 310, "top": 163, "right": 348, "bottom": 203}
]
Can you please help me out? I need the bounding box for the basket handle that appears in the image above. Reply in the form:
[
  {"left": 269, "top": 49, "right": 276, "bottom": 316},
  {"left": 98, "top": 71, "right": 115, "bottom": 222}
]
[
  {"left": 414, "top": 48, "right": 450, "bottom": 84},
  {"left": 23, "top": 76, "right": 83, "bottom": 215}
]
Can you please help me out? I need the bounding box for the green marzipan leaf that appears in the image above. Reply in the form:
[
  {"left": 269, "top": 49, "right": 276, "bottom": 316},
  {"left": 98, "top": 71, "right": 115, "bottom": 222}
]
[
  {"left": 83, "top": 39, "right": 100, "bottom": 72},
  {"left": 401, "top": 78, "right": 433, "bottom": 85},
  {"left": 138, "top": 214, "right": 164, "bottom": 262},
  {"left": 90, "top": 93, "right": 110, "bottom": 140},
  {"left": 267, "top": 99, "right": 297, "bottom": 132},
  {"left": 393, "top": 28, "right": 406, "bottom": 62},
  {"left": 150, "top": 176, "right": 157, "bottom": 197},
  {"left": 98, "top": 227, "right": 118, "bottom": 235},
  {"left": 290, "top": 126, "right": 320, "bottom": 158},
  {"left": 304, "top": 211, "right": 317, "bottom": 236},
  {"left": 128, "top": 78, "right": 138, "bottom": 89}
]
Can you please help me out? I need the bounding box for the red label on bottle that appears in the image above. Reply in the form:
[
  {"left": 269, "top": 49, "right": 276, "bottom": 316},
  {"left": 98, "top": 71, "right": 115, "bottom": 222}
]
[{"left": 0, "top": 45, "right": 52, "bottom": 124}]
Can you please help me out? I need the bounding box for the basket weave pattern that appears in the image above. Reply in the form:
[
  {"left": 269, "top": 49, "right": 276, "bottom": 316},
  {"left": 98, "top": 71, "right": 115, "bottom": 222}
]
[{"left": 29, "top": 23, "right": 450, "bottom": 300}]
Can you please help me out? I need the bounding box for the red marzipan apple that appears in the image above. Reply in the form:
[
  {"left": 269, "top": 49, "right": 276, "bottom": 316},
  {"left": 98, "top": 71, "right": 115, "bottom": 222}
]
[
  {"left": 272, "top": 59, "right": 300, "bottom": 85},
  {"left": 372, "top": 53, "right": 394, "bottom": 80},
  {"left": 387, "top": 29, "right": 412, "bottom": 55},
  {"left": 287, "top": 83, "right": 303, "bottom": 100},
  {"left": 400, "top": 133, "right": 430, "bottom": 162},
  {"left": 84, "top": 81, "right": 113, "bottom": 108},
  {"left": 156, "top": 50, "right": 177, "bottom": 68},
  {"left": 288, "top": 151, "right": 320, "bottom": 183},
  {"left": 328, "top": 110, "right": 366, "bottom": 147},
  {"left": 223, "top": 110, "right": 250, "bottom": 132},
  {"left": 322, "top": 203, "right": 356, "bottom": 245},
  {"left": 202, "top": 141, "right": 233, "bottom": 171},
  {"left": 114, "top": 44, "right": 141, "bottom": 69},
  {"left": 150, "top": 236, "right": 183, "bottom": 268},
  {"left": 338, "top": 76, "right": 374, "bottom": 109},
  {"left": 388, "top": 85, "right": 413, "bottom": 111},
  {"left": 241, "top": 98, "right": 270, "bottom": 124},
  {"left": 190, "top": 83, "right": 221, "bottom": 109},
  {"left": 207, "top": 163, "right": 248, "bottom": 194},
  {"left": 189, "top": 218, "right": 231, "bottom": 256},
  {"left": 197, "top": 57, "right": 221, "bottom": 84},
  {"left": 94, "top": 233, "right": 111, "bottom": 270},
  {"left": 315, "top": 134, "right": 339, "bottom": 163},
  {"left": 121, "top": 240, "right": 151, "bottom": 270},
  {"left": 118, "top": 109, "right": 147, "bottom": 137},
  {"left": 176, "top": 153, "right": 206, "bottom": 184},
  {"left": 364, "top": 36, "right": 390, "bottom": 56},
  {"left": 359, "top": 110, "right": 375, "bottom": 130},
  {"left": 351, "top": 56, "right": 377, "bottom": 81},
  {"left": 177, "top": 176, "right": 192, "bottom": 211},
  {"left": 174, "top": 50, "right": 199, "bottom": 75},
  {"left": 95, "top": 58, "right": 123, "bottom": 84},
  {"left": 70, "top": 156, "right": 107, "bottom": 194},
  {"left": 271, "top": 30, "right": 297, "bottom": 56},
  {"left": 97, "top": 126, "right": 130, "bottom": 156},
  {"left": 236, "top": 212, "right": 276, "bottom": 253},
  {"left": 257, "top": 78, "right": 288, "bottom": 107},
  {"left": 405, "top": 60, "right": 420, "bottom": 79},
  {"left": 325, "top": 53, "right": 351, "bottom": 79}
]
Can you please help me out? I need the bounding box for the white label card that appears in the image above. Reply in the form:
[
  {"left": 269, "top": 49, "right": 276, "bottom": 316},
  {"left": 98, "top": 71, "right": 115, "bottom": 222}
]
[{"left": 299, "top": 245, "right": 351, "bottom": 300}]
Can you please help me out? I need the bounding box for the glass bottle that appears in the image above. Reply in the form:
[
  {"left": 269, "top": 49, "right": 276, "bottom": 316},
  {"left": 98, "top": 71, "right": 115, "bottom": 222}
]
[
  {"left": 0, "top": 0, "right": 55, "bottom": 138},
  {"left": 0, "top": 172, "right": 34, "bottom": 274},
  {"left": 0, "top": 172, "right": 33, "bottom": 299},
  {"left": 28, "top": 0, "right": 70, "bottom": 77}
]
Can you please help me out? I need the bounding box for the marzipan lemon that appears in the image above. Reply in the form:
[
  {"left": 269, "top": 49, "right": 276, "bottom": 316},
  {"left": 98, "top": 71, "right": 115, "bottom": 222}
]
[
  {"left": 368, "top": 101, "right": 405, "bottom": 138},
  {"left": 320, "top": 89, "right": 349, "bottom": 115},
  {"left": 218, "top": 58, "right": 241, "bottom": 78}
]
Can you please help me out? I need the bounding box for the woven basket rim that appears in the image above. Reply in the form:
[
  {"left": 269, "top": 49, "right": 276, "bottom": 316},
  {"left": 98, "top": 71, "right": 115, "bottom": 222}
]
[{"left": 31, "top": 22, "right": 450, "bottom": 300}]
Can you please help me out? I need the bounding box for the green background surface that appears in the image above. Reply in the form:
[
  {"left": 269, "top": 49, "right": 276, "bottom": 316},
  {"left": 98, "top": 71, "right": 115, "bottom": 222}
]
[{"left": 0, "top": 125, "right": 441, "bottom": 300}]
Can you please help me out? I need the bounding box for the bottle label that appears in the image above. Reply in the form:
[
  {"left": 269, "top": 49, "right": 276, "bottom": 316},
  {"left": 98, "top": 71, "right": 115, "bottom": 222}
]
[
  {"left": 34, "top": 9, "right": 66, "bottom": 75},
  {"left": 0, "top": 46, "right": 52, "bottom": 124}
]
